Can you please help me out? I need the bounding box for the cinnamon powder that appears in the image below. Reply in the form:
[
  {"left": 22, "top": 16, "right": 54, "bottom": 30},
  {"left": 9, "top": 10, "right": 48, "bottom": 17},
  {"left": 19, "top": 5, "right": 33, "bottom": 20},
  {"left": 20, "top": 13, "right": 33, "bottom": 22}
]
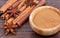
[{"left": 33, "top": 8, "right": 60, "bottom": 29}]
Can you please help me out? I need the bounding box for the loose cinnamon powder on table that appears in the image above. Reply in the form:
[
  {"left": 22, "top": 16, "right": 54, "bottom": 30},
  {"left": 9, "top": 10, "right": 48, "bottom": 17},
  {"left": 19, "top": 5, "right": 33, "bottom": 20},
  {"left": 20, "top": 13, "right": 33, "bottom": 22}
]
[{"left": 33, "top": 8, "right": 60, "bottom": 29}]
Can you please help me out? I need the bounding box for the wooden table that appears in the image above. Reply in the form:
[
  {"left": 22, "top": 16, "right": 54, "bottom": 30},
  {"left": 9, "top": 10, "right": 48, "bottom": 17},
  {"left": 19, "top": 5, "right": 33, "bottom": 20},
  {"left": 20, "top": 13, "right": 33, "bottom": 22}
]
[{"left": 0, "top": 0, "right": 60, "bottom": 38}]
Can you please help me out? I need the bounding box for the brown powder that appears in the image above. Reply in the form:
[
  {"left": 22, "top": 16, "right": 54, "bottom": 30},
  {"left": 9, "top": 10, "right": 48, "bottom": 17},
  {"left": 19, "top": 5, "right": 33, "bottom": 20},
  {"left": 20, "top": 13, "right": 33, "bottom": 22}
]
[{"left": 33, "top": 8, "right": 60, "bottom": 29}]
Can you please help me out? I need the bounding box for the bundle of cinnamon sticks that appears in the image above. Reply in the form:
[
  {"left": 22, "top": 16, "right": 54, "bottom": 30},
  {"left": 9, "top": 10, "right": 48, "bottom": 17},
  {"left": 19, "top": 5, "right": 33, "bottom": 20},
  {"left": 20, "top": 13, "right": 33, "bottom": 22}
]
[{"left": 0, "top": 0, "right": 46, "bottom": 35}]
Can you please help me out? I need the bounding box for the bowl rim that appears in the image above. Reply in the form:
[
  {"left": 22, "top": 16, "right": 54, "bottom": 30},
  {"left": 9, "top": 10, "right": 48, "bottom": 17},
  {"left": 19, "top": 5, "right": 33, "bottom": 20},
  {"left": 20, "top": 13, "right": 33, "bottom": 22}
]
[{"left": 29, "top": 6, "right": 60, "bottom": 31}]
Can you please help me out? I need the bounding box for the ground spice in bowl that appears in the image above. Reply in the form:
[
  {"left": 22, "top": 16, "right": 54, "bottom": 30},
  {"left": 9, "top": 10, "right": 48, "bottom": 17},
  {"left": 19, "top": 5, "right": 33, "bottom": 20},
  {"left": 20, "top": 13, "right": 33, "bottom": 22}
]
[{"left": 29, "top": 6, "right": 60, "bottom": 36}]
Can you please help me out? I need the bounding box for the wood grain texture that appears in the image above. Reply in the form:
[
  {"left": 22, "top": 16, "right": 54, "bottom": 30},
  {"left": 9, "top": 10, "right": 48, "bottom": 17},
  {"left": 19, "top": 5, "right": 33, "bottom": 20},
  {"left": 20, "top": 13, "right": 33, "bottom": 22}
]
[{"left": 0, "top": 0, "right": 60, "bottom": 38}]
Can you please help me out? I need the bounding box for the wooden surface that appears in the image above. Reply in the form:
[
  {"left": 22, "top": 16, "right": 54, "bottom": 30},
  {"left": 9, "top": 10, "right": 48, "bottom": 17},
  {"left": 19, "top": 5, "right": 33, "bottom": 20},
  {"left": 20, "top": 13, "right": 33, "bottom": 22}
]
[{"left": 0, "top": 0, "right": 60, "bottom": 38}]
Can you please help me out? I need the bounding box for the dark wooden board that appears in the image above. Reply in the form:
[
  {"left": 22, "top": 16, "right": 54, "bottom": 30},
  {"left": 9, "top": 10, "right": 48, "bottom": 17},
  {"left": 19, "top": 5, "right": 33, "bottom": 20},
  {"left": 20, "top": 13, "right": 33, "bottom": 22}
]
[{"left": 0, "top": 0, "right": 60, "bottom": 38}]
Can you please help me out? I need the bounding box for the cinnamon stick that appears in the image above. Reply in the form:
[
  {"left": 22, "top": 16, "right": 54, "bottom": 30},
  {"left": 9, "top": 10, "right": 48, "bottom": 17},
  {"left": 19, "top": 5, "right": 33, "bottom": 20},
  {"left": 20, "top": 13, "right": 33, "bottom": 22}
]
[
  {"left": 13, "top": 6, "right": 31, "bottom": 24},
  {"left": 1, "top": 13, "right": 7, "bottom": 19},
  {"left": 13, "top": 0, "right": 46, "bottom": 26},
  {"left": 8, "top": 0, "right": 21, "bottom": 10},
  {"left": 18, "top": 0, "right": 26, "bottom": 10},
  {"left": 6, "top": 18, "right": 14, "bottom": 24},
  {"left": 0, "top": 0, "right": 17, "bottom": 13},
  {"left": 35, "top": 0, "right": 46, "bottom": 8},
  {"left": 17, "top": 5, "right": 35, "bottom": 26},
  {"left": 19, "top": 4, "right": 27, "bottom": 12},
  {"left": 34, "top": 0, "right": 39, "bottom": 4},
  {"left": 5, "top": 14, "right": 10, "bottom": 21}
]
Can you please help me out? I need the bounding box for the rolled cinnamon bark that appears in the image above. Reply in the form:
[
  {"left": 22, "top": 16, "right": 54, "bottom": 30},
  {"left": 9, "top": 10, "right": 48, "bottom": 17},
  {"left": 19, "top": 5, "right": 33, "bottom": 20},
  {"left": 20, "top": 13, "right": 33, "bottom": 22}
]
[
  {"left": 1, "top": 13, "right": 7, "bottom": 19},
  {"left": 0, "top": 0, "right": 17, "bottom": 13},
  {"left": 19, "top": 4, "right": 27, "bottom": 12},
  {"left": 17, "top": 5, "right": 35, "bottom": 26},
  {"left": 18, "top": 0, "right": 26, "bottom": 10},
  {"left": 8, "top": 0, "right": 21, "bottom": 10},
  {"left": 13, "top": 6, "right": 31, "bottom": 24},
  {"left": 17, "top": 0, "right": 46, "bottom": 26}
]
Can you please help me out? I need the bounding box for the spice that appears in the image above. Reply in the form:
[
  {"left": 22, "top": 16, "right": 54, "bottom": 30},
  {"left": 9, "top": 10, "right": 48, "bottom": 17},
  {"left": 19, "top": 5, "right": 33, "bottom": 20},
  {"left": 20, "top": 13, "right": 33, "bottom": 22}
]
[
  {"left": 19, "top": 4, "right": 27, "bottom": 12},
  {"left": 13, "top": 6, "right": 32, "bottom": 24},
  {"left": 18, "top": 0, "right": 26, "bottom": 10},
  {"left": 8, "top": 0, "right": 21, "bottom": 10},
  {"left": 33, "top": 8, "right": 60, "bottom": 29},
  {"left": 1, "top": 0, "right": 21, "bottom": 20},
  {"left": 14, "top": 0, "right": 46, "bottom": 26},
  {"left": 1, "top": 13, "right": 7, "bottom": 20},
  {"left": 5, "top": 14, "right": 10, "bottom": 21},
  {"left": 3, "top": 18, "right": 17, "bottom": 35},
  {"left": 0, "top": 0, "right": 17, "bottom": 13},
  {"left": 0, "top": 0, "right": 46, "bottom": 35},
  {"left": 14, "top": 5, "right": 35, "bottom": 26}
]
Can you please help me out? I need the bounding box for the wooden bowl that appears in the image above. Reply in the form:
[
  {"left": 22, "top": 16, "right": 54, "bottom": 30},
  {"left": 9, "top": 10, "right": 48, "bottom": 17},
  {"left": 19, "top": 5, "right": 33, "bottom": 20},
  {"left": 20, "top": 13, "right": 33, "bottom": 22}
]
[{"left": 29, "top": 6, "right": 60, "bottom": 36}]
